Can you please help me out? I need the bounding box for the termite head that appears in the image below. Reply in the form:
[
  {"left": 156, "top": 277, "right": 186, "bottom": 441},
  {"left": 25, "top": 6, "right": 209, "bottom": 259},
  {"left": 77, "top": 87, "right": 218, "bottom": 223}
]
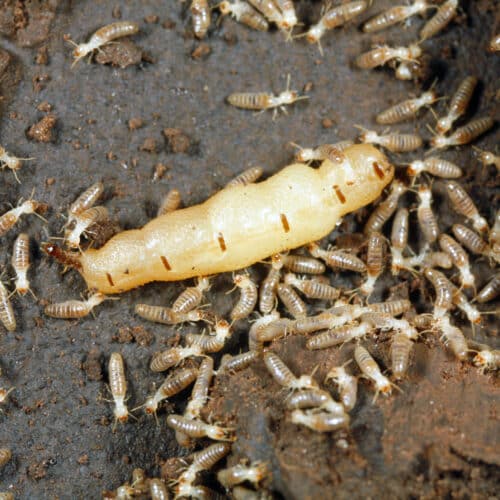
[
  {"left": 41, "top": 242, "right": 82, "bottom": 270},
  {"left": 218, "top": 1, "right": 231, "bottom": 15},
  {"left": 143, "top": 396, "right": 158, "bottom": 415},
  {"left": 294, "top": 374, "right": 319, "bottom": 391},
  {"left": 208, "top": 425, "right": 236, "bottom": 442},
  {"left": 408, "top": 43, "right": 422, "bottom": 60},
  {"left": 429, "top": 134, "right": 447, "bottom": 150},
  {"left": 422, "top": 90, "right": 439, "bottom": 106},
  {"left": 354, "top": 125, "right": 378, "bottom": 144},
  {"left": 271, "top": 253, "right": 284, "bottom": 269},
  {"left": 289, "top": 142, "right": 313, "bottom": 162},
  {"left": 473, "top": 351, "right": 492, "bottom": 369},
  {"left": 407, "top": 160, "right": 424, "bottom": 176},
  {"left": 436, "top": 116, "right": 452, "bottom": 135},
  {"left": 305, "top": 25, "right": 322, "bottom": 45}
]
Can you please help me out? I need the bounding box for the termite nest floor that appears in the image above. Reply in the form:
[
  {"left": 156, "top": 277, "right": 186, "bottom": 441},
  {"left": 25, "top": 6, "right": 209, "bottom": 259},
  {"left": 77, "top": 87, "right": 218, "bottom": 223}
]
[{"left": 0, "top": 0, "right": 498, "bottom": 498}]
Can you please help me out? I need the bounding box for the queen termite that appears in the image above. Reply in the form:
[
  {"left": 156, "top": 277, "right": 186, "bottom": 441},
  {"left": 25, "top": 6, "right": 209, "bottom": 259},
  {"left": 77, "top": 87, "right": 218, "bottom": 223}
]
[
  {"left": 227, "top": 75, "right": 309, "bottom": 118},
  {"left": 355, "top": 43, "right": 422, "bottom": 70},
  {"left": 284, "top": 273, "right": 340, "bottom": 300},
  {"left": 259, "top": 254, "right": 283, "bottom": 314},
  {"left": 0, "top": 146, "right": 33, "bottom": 183},
  {"left": 191, "top": 0, "right": 211, "bottom": 38},
  {"left": 419, "top": 0, "right": 458, "bottom": 41},
  {"left": 167, "top": 414, "right": 235, "bottom": 442},
  {"left": 356, "top": 126, "right": 423, "bottom": 153},
  {"left": 445, "top": 181, "right": 489, "bottom": 233},
  {"left": 67, "top": 21, "right": 140, "bottom": 67},
  {"left": 44, "top": 292, "right": 111, "bottom": 319},
  {"left": 376, "top": 90, "right": 438, "bottom": 125},
  {"left": 218, "top": 1, "right": 269, "bottom": 32},
  {"left": 217, "top": 462, "right": 269, "bottom": 489},
  {"left": 429, "top": 117, "right": 494, "bottom": 152},
  {"left": 230, "top": 273, "right": 258, "bottom": 321},
  {"left": 264, "top": 351, "right": 318, "bottom": 391},
  {"left": 435, "top": 76, "right": 478, "bottom": 135},
  {"left": 290, "top": 408, "right": 350, "bottom": 432},
  {"left": 225, "top": 166, "right": 264, "bottom": 188},
  {"left": 407, "top": 157, "right": 462, "bottom": 179},
  {"left": 157, "top": 188, "right": 182, "bottom": 216},
  {"left": 362, "top": 0, "right": 435, "bottom": 33},
  {"left": 325, "top": 362, "right": 358, "bottom": 411}
]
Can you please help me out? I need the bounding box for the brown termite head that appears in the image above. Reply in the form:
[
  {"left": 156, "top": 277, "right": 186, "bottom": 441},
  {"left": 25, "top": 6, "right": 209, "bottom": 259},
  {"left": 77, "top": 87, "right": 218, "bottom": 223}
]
[
  {"left": 217, "top": 461, "right": 269, "bottom": 488},
  {"left": 290, "top": 409, "right": 350, "bottom": 432}
]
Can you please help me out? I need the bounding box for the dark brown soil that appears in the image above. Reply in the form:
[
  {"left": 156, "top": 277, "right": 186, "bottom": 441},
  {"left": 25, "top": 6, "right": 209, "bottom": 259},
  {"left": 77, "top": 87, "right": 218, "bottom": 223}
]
[{"left": 0, "top": 1, "right": 498, "bottom": 498}]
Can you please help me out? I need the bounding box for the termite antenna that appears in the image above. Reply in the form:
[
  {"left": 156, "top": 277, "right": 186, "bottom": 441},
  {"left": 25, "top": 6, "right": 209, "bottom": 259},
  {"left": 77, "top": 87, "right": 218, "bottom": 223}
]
[{"left": 41, "top": 242, "right": 82, "bottom": 270}]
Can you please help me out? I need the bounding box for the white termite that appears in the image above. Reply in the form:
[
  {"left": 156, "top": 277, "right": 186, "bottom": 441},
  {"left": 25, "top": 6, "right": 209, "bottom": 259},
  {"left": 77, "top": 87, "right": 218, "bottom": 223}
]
[
  {"left": 376, "top": 90, "right": 438, "bottom": 124},
  {"left": 325, "top": 363, "right": 358, "bottom": 411},
  {"left": 11, "top": 233, "right": 33, "bottom": 296},
  {"left": 108, "top": 352, "right": 131, "bottom": 425},
  {"left": 0, "top": 146, "right": 33, "bottom": 183},
  {"left": 290, "top": 409, "right": 350, "bottom": 432},
  {"left": 264, "top": 351, "right": 318, "bottom": 391}
]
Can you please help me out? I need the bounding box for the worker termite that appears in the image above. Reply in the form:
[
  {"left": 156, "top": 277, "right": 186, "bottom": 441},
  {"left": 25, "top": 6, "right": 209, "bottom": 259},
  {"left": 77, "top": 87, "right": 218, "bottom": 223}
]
[
  {"left": 290, "top": 409, "right": 350, "bottom": 432},
  {"left": 0, "top": 198, "right": 45, "bottom": 238},
  {"left": 286, "top": 388, "right": 345, "bottom": 415},
  {"left": 227, "top": 76, "right": 309, "bottom": 118},
  {"left": 191, "top": 0, "right": 211, "bottom": 38},
  {"left": 291, "top": 142, "right": 345, "bottom": 164},
  {"left": 0, "top": 146, "right": 33, "bottom": 183},
  {"left": 44, "top": 292, "right": 110, "bottom": 319},
  {"left": 430, "top": 117, "right": 494, "bottom": 151},
  {"left": 67, "top": 182, "right": 104, "bottom": 225},
  {"left": 218, "top": 350, "right": 259, "bottom": 375},
  {"left": 134, "top": 304, "right": 205, "bottom": 325},
  {"left": 356, "top": 126, "right": 423, "bottom": 153},
  {"left": 277, "top": 283, "right": 307, "bottom": 318},
  {"left": 259, "top": 254, "right": 283, "bottom": 314},
  {"left": 64, "top": 206, "right": 110, "bottom": 249},
  {"left": 439, "top": 315, "right": 468, "bottom": 361},
  {"left": 360, "top": 232, "right": 385, "bottom": 296},
  {"left": 362, "top": 0, "right": 434, "bottom": 33},
  {"left": 217, "top": 462, "right": 269, "bottom": 489},
  {"left": 325, "top": 363, "right": 358, "bottom": 411},
  {"left": 390, "top": 331, "right": 415, "bottom": 379},
  {"left": 474, "top": 148, "right": 500, "bottom": 171},
  {"left": 364, "top": 180, "right": 407, "bottom": 234},
  {"left": 230, "top": 273, "right": 258, "bottom": 321},
  {"left": 445, "top": 181, "right": 488, "bottom": 233},
  {"left": 376, "top": 90, "right": 438, "bottom": 125},
  {"left": 167, "top": 414, "right": 234, "bottom": 441},
  {"left": 246, "top": 0, "right": 282, "bottom": 24},
  {"left": 44, "top": 145, "right": 394, "bottom": 294},
  {"left": 407, "top": 157, "right": 462, "bottom": 179},
  {"left": 184, "top": 357, "right": 213, "bottom": 420},
  {"left": 67, "top": 21, "right": 140, "bottom": 67},
  {"left": 424, "top": 268, "right": 453, "bottom": 319},
  {"left": 226, "top": 166, "right": 264, "bottom": 189},
  {"left": 0, "top": 449, "right": 11, "bottom": 469},
  {"left": 11, "top": 233, "right": 33, "bottom": 296},
  {"left": 284, "top": 273, "right": 340, "bottom": 300},
  {"left": 452, "top": 224, "right": 492, "bottom": 260},
  {"left": 472, "top": 345, "right": 500, "bottom": 372},
  {"left": 476, "top": 274, "right": 500, "bottom": 303},
  {"left": 435, "top": 76, "right": 478, "bottom": 135},
  {"left": 367, "top": 299, "right": 412, "bottom": 316},
  {"left": 308, "top": 243, "right": 366, "bottom": 273},
  {"left": 491, "top": 212, "right": 500, "bottom": 254},
  {"left": 108, "top": 352, "right": 131, "bottom": 426},
  {"left": 157, "top": 188, "right": 182, "bottom": 216},
  {"left": 282, "top": 254, "right": 326, "bottom": 274},
  {"left": 186, "top": 319, "right": 232, "bottom": 353},
  {"left": 354, "top": 345, "right": 398, "bottom": 400},
  {"left": 306, "top": 322, "right": 372, "bottom": 350},
  {"left": 141, "top": 367, "right": 198, "bottom": 417},
  {"left": 264, "top": 351, "right": 318, "bottom": 391},
  {"left": 172, "top": 277, "right": 210, "bottom": 314},
  {"left": 417, "top": 184, "right": 439, "bottom": 244},
  {"left": 299, "top": 1, "right": 369, "bottom": 54},
  {"left": 355, "top": 43, "right": 422, "bottom": 70},
  {"left": 419, "top": 0, "right": 458, "bottom": 41},
  {"left": 248, "top": 311, "right": 280, "bottom": 351},
  {"left": 390, "top": 208, "right": 409, "bottom": 273},
  {"left": 150, "top": 345, "right": 204, "bottom": 372},
  {"left": 488, "top": 33, "right": 500, "bottom": 52},
  {"left": 218, "top": 1, "right": 269, "bottom": 32},
  {"left": 0, "top": 280, "right": 16, "bottom": 332},
  {"left": 149, "top": 478, "right": 169, "bottom": 500},
  {"left": 274, "top": 0, "right": 298, "bottom": 32}
]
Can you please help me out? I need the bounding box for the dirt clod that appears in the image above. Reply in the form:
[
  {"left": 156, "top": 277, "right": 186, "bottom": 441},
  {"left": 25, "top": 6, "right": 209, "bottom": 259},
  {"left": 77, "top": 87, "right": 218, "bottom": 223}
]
[
  {"left": 27, "top": 461, "right": 47, "bottom": 481},
  {"left": 82, "top": 349, "right": 103, "bottom": 381},
  {"left": 191, "top": 43, "right": 211, "bottom": 60},
  {"left": 26, "top": 114, "right": 57, "bottom": 143},
  {"left": 139, "top": 137, "right": 158, "bottom": 153},
  {"left": 95, "top": 41, "right": 143, "bottom": 69},
  {"left": 128, "top": 117, "right": 144, "bottom": 130},
  {"left": 163, "top": 128, "right": 191, "bottom": 154},
  {"left": 35, "top": 46, "right": 49, "bottom": 65}
]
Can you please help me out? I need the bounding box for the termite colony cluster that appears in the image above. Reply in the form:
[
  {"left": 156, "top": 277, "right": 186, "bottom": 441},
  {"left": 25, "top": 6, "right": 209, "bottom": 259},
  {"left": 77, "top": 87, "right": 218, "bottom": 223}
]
[{"left": 0, "top": 0, "right": 498, "bottom": 498}]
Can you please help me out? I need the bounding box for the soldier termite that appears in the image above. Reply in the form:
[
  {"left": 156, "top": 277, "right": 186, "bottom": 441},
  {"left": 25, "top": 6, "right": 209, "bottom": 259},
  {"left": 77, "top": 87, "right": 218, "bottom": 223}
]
[
  {"left": 0, "top": 280, "right": 16, "bottom": 332},
  {"left": 172, "top": 277, "right": 210, "bottom": 314},
  {"left": 0, "top": 449, "right": 11, "bottom": 469},
  {"left": 362, "top": 0, "right": 434, "bottom": 33},
  {"left": 217, "top": 462, "right": 269, "bottom": 489},
  {"left": 445, "top": 181, "right": 488, "bottom": 233},
  {"left": 376, "top": 90, "right": 438, "bottom": 125},
  {"left": 360, "top": 232, "right": 385, "bottom": 296},
  {"left": 390, "top": 208, "right": 409, "bottom": 273},
  {"left": 68, "top": 182, "right": 104, "bottom": 225},
  {"left": 0, "top": 199, "right": 45, "bottom": 238},
  {"left": 64, "top": 206, "right": 110, "bottom": 249},
  {"left": 407, "top": 157, "right": 462, "bottom": 179},
  {"left": 298, "top": 1, "right": 369, "bottom": 54},
  {"left": 306, "top": 322, "right": 372, "bottom": 350},
  {"left": 0, "top": 146, "right": 33, "bottom": 183},
  {"left": 419, "top": 0, "right": 458, "bottom": 41},
  {"left": 141, "top": 367, "right": 199, "bottom": 418},
  {"left": 417, "top": 184, "right": 439, "bottom": 244},
  {"left": 308, "top": 243, "right": 366, "bottom": 273},
  {"left": 150, "top": 345, "right": 204, "bottom": 372},
  {"left": 230, "top": 273, "right": 258, "bottom": 321},
  {"left": 184, "top": 357, "right": 213, "bottom": 420},
  {"left": 476, "top": 274, "right": 500, "bottom": 303},
  {"left": 226, "top": 166, "right": 264, "bottom": 189},
  {"left": 435, "top": 76, "right": 478, "bottom": 135},
  {"left": 439, "top": 315, "right": 468, "bottom": 360},
  {"left": 364, "top": 180, "right": 407, "bottom": 235},
  {"left": 44, "top": 292, "right": 110, "bottom": 319},
  {"left": 356, "top": 126, "right": 423, "bottom": 153},
  {"left": 134, "top": 304, "right": 205, "bottom": 325},
  {"left": 191, "top": 0, "right": 211, "bottom": 38},
  {"left": 284, "top": 273, "right": 340, "bottom": 300},
  {"left": 157, "top": 188, "right": 182, "bottom": 216},
  {"left": 167, "top": 414, "right": 234, "bottom": 441},
  {"left": 325, "top": 363, "right": 358, "bottom": 411},
  {"left": 488, "top": 33, "right": 500, "bottom": 52},
  {"left": 438, "top": 234, "right": 474, "bottom": 289},
  {"left": 218, "top": 1, "right": 269, "bottom": 32},
  {"left": 430, "top": 117, "right": 494, "bottom": 151},
  {"left": 108, "top": 352, "right": 131, "bottom": 426},
  {"left": 227, "top": 76, "right": 308, "bottom": 118},
  {"left": 11, "top": 233, "right": 33, "bottom": 296},
  {"left": 282, "top": 254, "right": 326, "bottom": 274},
  {"left": 354, "top": 345, "right": 398, "bottom": 400},
  {"left": 277, "top": 283, "right": 307, "bottom": 318},
  {"left": 355, "top": 44, "right": 422, "bottom": 70},
  {"left": 264, "top": 351, "right": 319, "bottom": 391},
  {"left": 290, "top": 409, "right": 350, "bottom": 432},
  {"left": 424, "top": 268, "right": 453, "bottom": 319},
  {"left": 67, "top": 21, "right": 140, "bottom": 67},
  {"left": 259, "top": 254, "right": 283, "bottom": 314}
]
